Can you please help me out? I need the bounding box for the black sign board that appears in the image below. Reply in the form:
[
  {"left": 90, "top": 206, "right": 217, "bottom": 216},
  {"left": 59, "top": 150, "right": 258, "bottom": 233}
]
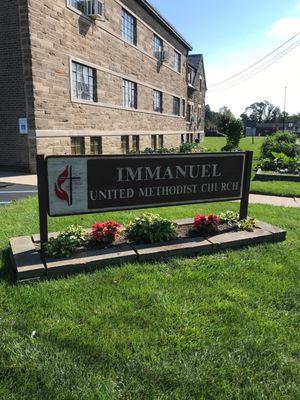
[
  {"left": 37, "top": 152, "right": 253, "bottom": 248},
  {"left": 87, "top": 154, "right": 245, "bottom": 210}
]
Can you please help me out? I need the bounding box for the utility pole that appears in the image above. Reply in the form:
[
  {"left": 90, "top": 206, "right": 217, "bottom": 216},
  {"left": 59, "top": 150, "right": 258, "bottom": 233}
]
[{"left": 283, "top": 86, "right": 287, "bottom": 131}]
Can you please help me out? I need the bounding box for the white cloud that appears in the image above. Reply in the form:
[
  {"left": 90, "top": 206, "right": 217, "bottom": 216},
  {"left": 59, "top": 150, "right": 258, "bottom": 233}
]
[{"left": 268, "top": 17, "right": 300, "bottom": 39}]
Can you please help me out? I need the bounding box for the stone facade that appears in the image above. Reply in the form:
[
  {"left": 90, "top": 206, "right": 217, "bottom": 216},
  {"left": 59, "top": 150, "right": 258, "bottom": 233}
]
[
  {"left": 0, "top": 0, "right": 29, "bottom": 170},
  {"left": 0, "top": 0, "right": 206, "bottom": 172}
]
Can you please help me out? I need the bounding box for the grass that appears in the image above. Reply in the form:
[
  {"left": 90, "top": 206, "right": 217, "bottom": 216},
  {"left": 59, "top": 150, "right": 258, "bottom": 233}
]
[
  {"left": 0, "top": 197, "right": 299, "bottom": 399},
  {"left": 203, "top": 137, "right": 300, "bottom": 197}
]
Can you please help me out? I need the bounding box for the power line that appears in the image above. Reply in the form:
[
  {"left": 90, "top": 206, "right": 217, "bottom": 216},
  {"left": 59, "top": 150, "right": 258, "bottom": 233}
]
[
  {"left": 208, "top": 41, "right": 299, "bottom": 93},
  {"left": 209, "top": 32, "right": 300, "bottom": 88},
  {"left": 209, "top": 40, "right": 299, "bottom": 92}
]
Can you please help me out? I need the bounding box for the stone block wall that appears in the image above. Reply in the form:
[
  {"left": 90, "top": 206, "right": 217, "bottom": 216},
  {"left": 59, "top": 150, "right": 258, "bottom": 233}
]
[{"left": 0, "top": 0, "right": 29, "bottom": 170}]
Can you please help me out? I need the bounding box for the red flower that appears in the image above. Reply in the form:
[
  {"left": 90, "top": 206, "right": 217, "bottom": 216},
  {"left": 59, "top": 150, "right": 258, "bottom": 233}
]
[
  {"left": 193, "top": 214, "right": 220, "bottom": 235},
  {"left": 91, "top": 221, "right": 122, "bottom": 244}
]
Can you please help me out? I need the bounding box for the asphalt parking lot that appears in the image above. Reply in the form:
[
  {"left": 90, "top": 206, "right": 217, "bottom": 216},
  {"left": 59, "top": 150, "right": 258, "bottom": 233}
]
[{"left": 0, "top": 182, "right": 38, "bottom": 206}]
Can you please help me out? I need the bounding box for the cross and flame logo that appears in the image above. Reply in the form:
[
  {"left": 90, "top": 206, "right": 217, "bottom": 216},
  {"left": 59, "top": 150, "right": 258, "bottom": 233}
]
[{"left": 55, "top": 165, "right": 80, "bottom": 206}]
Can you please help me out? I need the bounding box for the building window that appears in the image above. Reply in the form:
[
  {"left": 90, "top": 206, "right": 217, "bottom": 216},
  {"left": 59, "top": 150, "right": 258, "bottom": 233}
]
[
  {"left": 197, "top": 106, "right": 202, "bottom": 125},
  {"left": 182, "top": 99, "right": 186, "bottom": 117},
  {"left": 153, "top": 34, "right": 163, "bottom": 59},
  {"left": 151, "top": 135, "right": 157, "bottom": 150},
  {"left": 71, "top": 137, "right": 85, "bottom": 155},
  {"left": 122, "top": 9, "right": 137, "bottom": 45},
  {"left": 68, "top": 0, "right": 85, "bottom": 12},
  {"left": 123, "top": 79, "right": 137, "bottom": 109},
  {"left": 132, "top": 135, "right": 140, "bottom": 152},
  {"left": 186, "top": 133, "right": 194, "bottom": 143},
  {"left": 174, "top": 50, "right": 181, "bottom": 73},
  {"left": 153, "top": 90, "right": 163, "bottom": 113},
  {"left": 187, "top": 104, "right": 191, "bottom": 122},
  {"left": 121, "top": 136, "right": 130, "bottom": 154},
  {"left": 72, "top": 61, "right": 97, "bottom": 102},
  {"left": 188, "top": 66, "right": 196, "bottom": 85},
  {"left": 68, "top": 0, "right": 104, "bottom": 15},
  {"left": 173, "top": 97, "right": 180, "bottom": 116},
  {"left": 158, "top": 135, "right": 164, "bottom": 148},
  {"left": 200, "top": 78, "right": 203, "bottom": 92},
  {"left": 90, "top": 137, "right": 102, "bottom": 154}
]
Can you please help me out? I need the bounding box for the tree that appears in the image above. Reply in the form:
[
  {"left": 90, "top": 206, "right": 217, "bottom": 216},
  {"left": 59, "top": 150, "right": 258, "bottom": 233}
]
[
  {"left": 211, "top": 106, "right": 244, "bottom": 150},
  {"left": 218, "top": 106, "right": 235, "bottom": 135},
  {"left": 286, "top": 113, "right": 300, "bottom": 123},
  {"left": 222, "top": 119, "right": 244, "bottom": 151},
  {"left": 240, "top": 100, "right": 283, "bottom": 124},
  {"left": 205, "top": 105, "right": 220, "bottom": 130}
]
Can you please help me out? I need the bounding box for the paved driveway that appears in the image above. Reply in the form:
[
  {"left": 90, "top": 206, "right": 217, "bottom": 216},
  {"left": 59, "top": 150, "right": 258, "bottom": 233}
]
[{"left": 0, "top": 182, "right": 37, "bottom": 206}]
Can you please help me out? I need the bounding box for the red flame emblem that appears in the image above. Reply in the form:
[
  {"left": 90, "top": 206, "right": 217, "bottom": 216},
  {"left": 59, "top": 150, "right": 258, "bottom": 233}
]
[{"left": 55, "top": 166, "right": 71, "bottom": 206}]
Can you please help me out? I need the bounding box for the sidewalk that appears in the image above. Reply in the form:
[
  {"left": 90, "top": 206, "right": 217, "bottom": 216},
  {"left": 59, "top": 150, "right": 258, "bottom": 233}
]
[
  {"left": 248, "top": 194, "right": 300, "bottom": 208},
  {"left": 0, "top": 171, "right": 37, "bottom": 186}
]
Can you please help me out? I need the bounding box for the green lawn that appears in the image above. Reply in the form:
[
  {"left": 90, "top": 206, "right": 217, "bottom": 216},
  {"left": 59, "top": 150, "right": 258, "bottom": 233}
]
[
  {"left": 0, "top": 197, "right": 299, "bottom": 399},
  {"left": 203, "top": 137, "right": 300, "bottom": 197}
]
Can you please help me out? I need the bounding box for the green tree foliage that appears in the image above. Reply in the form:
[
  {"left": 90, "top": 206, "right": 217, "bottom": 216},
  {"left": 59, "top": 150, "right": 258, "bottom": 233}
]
[
  {"left": 240, "top": 101, "right": 282, "bottom": 124},
  {"left": 240, "top": 101, "right": 300, "bottom": 125},
  {"left": 205, "top": 104, "right": 220, "bottom": 130},
  {"left": 211, "top": 106, "right": 244, "bottom": 151}
]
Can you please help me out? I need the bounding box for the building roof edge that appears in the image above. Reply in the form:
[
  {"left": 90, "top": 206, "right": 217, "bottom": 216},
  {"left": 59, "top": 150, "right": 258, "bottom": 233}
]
[{"left": 137, "top": 0, "right": 193, "bottom": 51}]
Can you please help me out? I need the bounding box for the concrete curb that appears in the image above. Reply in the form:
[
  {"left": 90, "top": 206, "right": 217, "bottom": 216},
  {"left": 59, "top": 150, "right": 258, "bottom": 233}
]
[{"left": 9, "top": 220, "right": 287, "bottom": 283}]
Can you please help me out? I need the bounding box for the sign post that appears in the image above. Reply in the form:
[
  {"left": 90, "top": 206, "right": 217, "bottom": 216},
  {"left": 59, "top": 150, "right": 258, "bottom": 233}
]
[
  {"left": 36, "top": 155, "right": 49, "bottom": 251},
  {"left": 37, "top": 151, "right": 253, "bottom": 251},
  {"left": 239, "top": 151, "right": 253, "bottom": 220}
]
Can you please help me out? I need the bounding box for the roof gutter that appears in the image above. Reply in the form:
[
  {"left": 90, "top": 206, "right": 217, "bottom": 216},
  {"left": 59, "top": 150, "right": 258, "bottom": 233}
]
[{"left": 137, "top": 0, "right": 193, "bottom": 51}]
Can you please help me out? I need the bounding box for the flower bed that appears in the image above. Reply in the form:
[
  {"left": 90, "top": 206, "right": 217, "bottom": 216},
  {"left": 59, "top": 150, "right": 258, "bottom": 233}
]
[
  {"left": 10, "top": 216, "right": 286, "bottom": 282},
  {"left": 43, "top": 212, "right": 257, "bottom": 259}
]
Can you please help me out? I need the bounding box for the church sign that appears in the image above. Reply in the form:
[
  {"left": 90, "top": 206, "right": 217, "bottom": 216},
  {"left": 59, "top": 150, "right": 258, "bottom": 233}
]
[{"left": 37, "top": 152, "right": 253, "bottom": 247}]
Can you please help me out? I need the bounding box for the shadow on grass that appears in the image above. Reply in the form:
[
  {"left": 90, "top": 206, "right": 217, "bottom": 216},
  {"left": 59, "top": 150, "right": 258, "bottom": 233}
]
[{"left": 0, "top": 248, "right": 16, "bottom": 284}]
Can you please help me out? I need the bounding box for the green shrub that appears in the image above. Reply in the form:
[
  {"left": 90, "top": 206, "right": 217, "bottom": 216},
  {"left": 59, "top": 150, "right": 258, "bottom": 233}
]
[
  {"left": 125, "top": 213, "right": 177, "bottom": 244},
  {"left": 141, "top": 147, "right": 177, "bottom": 154},
  {"left": 179, "top": 143, "right": 203, "bottom": 153},
  {"left": 142, "top": 147, "right": 156, "bottom": 154},
  {"left": 219, "top": 211, "right": 256, "bottom": 231},
  {"left": 236, "top": 217, "right": 256, "bottom": 232},
  {"left": 221, "top": 119, "right": 243, "bottom": 151},
  {"left": 219, "top": 211, "right": 239, "bottom": 226},
  {"left": 257, "top": 152, "right": 299, "bottom": 174},
  {"left": 46, "top": 225, "right": 87, "bottom": 257},
  {"left": 260, "top": 131, "right": 299, "bottom": 159},
  {"left": 221, "top": 143, "right": 241, "bottom": 152}
]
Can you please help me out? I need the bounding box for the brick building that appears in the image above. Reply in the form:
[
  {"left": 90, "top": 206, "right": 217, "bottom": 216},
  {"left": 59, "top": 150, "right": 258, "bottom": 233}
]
[{"left": 0, "top": 0, "right": 206, "bottom": 172}]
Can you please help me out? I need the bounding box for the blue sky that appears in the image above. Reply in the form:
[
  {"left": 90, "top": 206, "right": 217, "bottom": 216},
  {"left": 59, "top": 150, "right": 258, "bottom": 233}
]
[{"left": 150, "top": 0, "right": 300, "bottom": 116}]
